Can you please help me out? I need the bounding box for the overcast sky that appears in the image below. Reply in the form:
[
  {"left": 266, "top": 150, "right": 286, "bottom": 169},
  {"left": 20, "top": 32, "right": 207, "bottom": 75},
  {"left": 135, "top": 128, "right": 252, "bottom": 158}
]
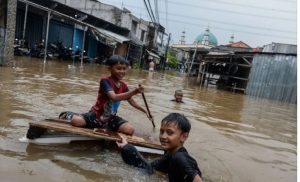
[{"left": 99, "top": 0, "right": 297, "bottom": 48}]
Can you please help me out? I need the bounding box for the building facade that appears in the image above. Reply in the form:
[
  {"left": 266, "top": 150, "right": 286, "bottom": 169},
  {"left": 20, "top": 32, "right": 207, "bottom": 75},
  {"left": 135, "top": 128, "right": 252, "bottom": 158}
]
[{"left": 54, "top": 0, "right": 165, "bottom": 66}]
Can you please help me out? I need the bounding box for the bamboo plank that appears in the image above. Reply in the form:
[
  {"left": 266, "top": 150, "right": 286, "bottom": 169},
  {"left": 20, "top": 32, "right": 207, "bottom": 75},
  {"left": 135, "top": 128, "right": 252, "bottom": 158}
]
[{"left": 29, "top": 119, "right": 162, "bottom": 150}]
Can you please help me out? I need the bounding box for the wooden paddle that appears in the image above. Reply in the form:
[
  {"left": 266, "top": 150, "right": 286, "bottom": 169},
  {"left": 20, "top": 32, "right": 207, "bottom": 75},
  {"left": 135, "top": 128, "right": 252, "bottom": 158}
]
[{"left": 139, "top": 84, "right": 155, "bottom": 128}]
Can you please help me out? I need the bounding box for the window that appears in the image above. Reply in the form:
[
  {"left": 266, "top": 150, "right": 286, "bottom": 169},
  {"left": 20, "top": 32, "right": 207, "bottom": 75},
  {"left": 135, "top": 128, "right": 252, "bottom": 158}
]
[
  {"left": 131, "top": 20, "right": 137, "bottom": 34},
  {"left": 140, "top": 30, "right": 145, "bottom": 42}
]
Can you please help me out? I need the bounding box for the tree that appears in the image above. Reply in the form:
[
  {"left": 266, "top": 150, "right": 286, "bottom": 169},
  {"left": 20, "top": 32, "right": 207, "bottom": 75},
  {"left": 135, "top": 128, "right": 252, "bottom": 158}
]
[{"left": 166, "top": 50, "right": 178, "bottom": 68}]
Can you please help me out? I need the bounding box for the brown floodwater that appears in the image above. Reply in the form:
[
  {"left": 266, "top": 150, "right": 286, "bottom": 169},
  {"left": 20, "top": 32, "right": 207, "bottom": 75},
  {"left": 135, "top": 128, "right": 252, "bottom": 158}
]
[{"left": 0, "top": 57, "right": 296, "bottom": 182}]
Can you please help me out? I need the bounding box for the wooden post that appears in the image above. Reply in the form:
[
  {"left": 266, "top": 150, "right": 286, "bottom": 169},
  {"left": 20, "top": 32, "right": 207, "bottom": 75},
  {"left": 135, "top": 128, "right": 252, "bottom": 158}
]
[
  {"left": 201, "top": 63, "right": 206, "bottom": 86},
  {"left": 197, "top": 60, "right": 202, "bottom": 83},
  {"left": 206, "top": 64, "right": 210, "bottom": 87}
]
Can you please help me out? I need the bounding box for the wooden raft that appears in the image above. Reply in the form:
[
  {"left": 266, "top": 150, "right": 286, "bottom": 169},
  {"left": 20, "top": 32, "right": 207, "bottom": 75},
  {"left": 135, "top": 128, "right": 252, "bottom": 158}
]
[{"left": 29, "top": 118, "right": 162, "bottom": 150}]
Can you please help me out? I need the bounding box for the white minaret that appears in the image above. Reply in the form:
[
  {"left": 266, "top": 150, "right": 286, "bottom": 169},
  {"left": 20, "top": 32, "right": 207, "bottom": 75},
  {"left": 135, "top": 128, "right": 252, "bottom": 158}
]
[
  {"left": 180, "top": 30, "right": 186, "bottom": 44},
  {"left": 201, "top": 27, "right": 210, "bottom": 46},
  {"left": 229, "top": 33, "right": 234, "bottom": 44}
]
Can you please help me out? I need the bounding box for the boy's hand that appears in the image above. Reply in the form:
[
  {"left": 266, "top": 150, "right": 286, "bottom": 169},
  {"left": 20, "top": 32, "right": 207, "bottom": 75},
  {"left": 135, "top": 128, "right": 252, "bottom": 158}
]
[
  {"left": 116, "top": 135, "right": 128, "bottom": 149},
  {"left": 135, "top": 86, "right": 144, "bottom": 94},
  {"left": 146, "top": 111, "right": 153, "bottom": 120}
]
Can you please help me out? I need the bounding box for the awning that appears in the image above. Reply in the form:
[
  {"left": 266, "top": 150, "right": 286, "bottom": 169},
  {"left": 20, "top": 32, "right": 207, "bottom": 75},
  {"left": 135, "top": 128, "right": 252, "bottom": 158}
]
[
  {"left": 146, "top": 50, "right": 160, "bottom": 59},
  {"left": 91, "top": 27, "right": 130, "bottom": 44}
]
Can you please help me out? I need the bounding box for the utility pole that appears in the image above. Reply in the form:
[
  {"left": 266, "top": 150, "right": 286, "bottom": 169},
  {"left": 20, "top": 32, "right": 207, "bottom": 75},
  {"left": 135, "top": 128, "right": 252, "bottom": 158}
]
[
  {"left": 188, "top": 41, "right": 198, "bottom": 75},
  {"left": 162, "top": 33, "right": 171, "bottom": 71}
]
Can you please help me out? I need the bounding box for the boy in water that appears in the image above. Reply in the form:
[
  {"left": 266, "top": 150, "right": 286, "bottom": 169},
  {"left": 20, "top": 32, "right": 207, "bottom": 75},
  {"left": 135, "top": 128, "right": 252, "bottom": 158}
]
[
  {"left": 59, "top": 55, "right": 150, "bottom": 135},
  {"left": 117, "top": 113, "right": 203, "bottom": 182},
  {"left": 149, "top": 60, "right": 155, "bottom": 72},
  {"left": 171, "top": 90, "right": 184, "bottom": 103}
]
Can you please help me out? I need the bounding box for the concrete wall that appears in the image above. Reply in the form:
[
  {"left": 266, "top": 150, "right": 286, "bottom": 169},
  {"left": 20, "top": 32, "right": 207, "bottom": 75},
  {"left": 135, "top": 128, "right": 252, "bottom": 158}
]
[
  {"left": 3, "top": 0, "right": 17, "bottom": 66},
  {"left": 0, "top": 0, "right": 6, "bottom": 66}
]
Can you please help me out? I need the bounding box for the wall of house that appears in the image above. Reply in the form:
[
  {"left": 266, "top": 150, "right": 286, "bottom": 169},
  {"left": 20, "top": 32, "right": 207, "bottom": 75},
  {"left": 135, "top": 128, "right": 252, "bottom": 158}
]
[
  {"left": 55, "top": 0, "right": 120, "bottom": 26},
  {"left": 137, "top": 20, "right": 148, "bottom": 44},
  {"left": 54, "top": 0, "right": 150, "bottom": 45}
]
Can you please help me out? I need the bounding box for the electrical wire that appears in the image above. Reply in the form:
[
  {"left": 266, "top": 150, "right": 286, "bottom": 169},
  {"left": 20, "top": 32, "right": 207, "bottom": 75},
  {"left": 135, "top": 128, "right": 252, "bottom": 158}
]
[
  {"left": 147, "top": 0, "right": 157, "bottom": 23},
  {"left": 164, "top": 0, "right": 169, "bottom": 31},
  {"left": 124, "top": 7, "right": 295, "bottom": 39},
  {"left": 164, "top": 17, "right": 296, "bottom": 40},
  {"left": 112, "top": 4, "right": 296, "bottom": 34},
  {"left": 164, "top": 1, "right": 295, "bottom": 21},
  {"left": 165, "top": 0, "right": 296, "bottom": 14},
  {"left": 143, "top": 0, "right": 155, "bottom": 22},
  {"left": 101, "top": 0, "right": 295, "bottom": 21}
]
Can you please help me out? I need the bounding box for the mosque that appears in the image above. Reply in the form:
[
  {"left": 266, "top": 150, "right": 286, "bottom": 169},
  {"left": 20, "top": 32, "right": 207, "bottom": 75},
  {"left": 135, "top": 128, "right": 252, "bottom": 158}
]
[
  {"left": 174, "top": 27, "right": 218, "bottom": 50},
  {"left": 171, "top": 27, "right": 220, "bottom": 73},
  {"left": 171, "top": 27, "right": 255, "bottom": 73}
]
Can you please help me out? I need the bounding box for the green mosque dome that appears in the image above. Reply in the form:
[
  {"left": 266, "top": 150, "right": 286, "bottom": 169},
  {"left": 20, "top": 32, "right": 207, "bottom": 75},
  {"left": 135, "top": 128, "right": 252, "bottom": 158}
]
[{"left": 195, "top": 28, "right": 218, "bottom": 46}]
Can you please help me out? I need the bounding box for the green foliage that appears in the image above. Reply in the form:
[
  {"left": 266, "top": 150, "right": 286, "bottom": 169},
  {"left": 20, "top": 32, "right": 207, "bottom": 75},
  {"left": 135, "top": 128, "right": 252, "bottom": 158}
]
[
  {"left": 166, "top": 50, "right": 178, "bottom": 68},
  {"left": 132, "top": 63, "right": 140, "bottom": 69}
]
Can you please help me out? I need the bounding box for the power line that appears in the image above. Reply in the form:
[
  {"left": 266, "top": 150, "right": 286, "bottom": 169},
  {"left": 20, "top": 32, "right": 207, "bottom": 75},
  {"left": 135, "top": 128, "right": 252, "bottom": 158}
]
[
  {"left": 164, "top": 0, "right": 169, "bottom": 30},
  {"left": 164, "top": 0, "right": 296, "bottom": 14},
  {"left": 164, "top": 0, "right": 296, "bottom": 21},
  {"left": 115, "top": 4, "right": 296, "bottom": 34},
  {"left": 143, "top": 0, "right": 155, "bottom": 22},
  {"left": 126, "top": 7, "right": 295, "bottom": 39},
  {"left": 95, "top": 1, "right": 296, "bottom": 39},
  {"left": 147, "top": 0, "right": 157, "bottom": 23},
  {"left": 165, "top": 11, "right": 296, "bottom": 34},
  {"left": 164, "top": 17, "right": 296, "bottom": 40},
  {"left": 101, "top": 0, "right": 295, "bottom": 21},
  {"left": 219, "top": 0, "right": 297, "bottom": 4}
]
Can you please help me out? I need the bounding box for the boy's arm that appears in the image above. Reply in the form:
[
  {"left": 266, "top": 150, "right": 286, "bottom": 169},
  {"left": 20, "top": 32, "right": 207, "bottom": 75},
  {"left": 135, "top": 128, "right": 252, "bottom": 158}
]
[
  {"left": 107, "top": 87, "right": 143, "bottom": 101},
  {"left": 116, "top": 136, "right": 154, "bottom": 174},
  {"left": 193, "top": 175, "right": 203, "bottom": 182},
  {"left": 127, "top": 98, "right": 148, "bottom": 115}
]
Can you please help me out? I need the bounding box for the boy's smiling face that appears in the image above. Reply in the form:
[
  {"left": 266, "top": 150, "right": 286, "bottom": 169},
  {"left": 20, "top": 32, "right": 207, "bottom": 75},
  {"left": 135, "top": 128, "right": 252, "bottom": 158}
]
[
  {"left": 174, "top": 92, "right": 183, "bottom": 102},
  {"left": 110, "top": 63, "right": 128, "bottom": 81},
  {"left": 159, "top": 121, "right": 188, "bottom": 153}
]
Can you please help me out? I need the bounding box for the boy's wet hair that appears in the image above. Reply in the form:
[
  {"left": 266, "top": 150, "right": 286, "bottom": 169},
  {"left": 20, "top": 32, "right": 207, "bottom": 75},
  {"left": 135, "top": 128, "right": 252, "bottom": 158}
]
[
  {"left": 106, "top": 55, "right": 129, "bottom": 66},
  {"left": 161, "top": 113, "right": 191, "bottom": 133},
  {"left": 175, "top": 90, "right": 183, "bottom": 95}
]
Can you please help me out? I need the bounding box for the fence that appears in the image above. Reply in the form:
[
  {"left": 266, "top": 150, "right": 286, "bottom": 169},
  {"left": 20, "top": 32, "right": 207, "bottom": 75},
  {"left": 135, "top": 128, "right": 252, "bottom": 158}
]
[{"left": 246, "top": 54, "right": 297, "bottom": 103}]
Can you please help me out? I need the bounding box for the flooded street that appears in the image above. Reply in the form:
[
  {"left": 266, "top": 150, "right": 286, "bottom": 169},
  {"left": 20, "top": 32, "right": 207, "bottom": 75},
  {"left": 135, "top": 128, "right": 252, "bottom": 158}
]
[{"left": 0, "top": 57, "right": 296, "bottom": 182}]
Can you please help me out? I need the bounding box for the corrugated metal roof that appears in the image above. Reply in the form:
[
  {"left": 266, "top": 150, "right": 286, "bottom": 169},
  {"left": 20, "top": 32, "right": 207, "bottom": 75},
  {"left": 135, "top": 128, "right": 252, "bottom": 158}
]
[{"left": 94, "top": 27, "right": 130, "bottom": 43}]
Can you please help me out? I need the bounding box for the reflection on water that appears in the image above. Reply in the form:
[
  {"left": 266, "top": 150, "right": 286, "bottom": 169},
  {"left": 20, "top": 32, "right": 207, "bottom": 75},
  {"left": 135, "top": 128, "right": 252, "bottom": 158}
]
[{"left": 0, "top": 57, "right": 296, "bottom": 182}]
